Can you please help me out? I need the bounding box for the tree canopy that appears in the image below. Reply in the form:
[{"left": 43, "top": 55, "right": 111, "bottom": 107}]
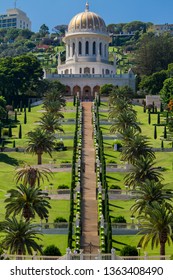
[
  {"left": 160, "top": 78, "right": 173, "bottom": 105},
  {"left": 135, "top": 33, "right": 173, "bottom": 75},
  {"left": 139, "top": 70, "right": 168, "bottom": 95},
  {"left": 0, "top": 54, "right": 43, "bottom": 100}
]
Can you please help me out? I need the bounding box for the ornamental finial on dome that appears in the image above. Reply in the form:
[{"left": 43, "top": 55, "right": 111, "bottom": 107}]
[{"left": 85, "top": 2, "right": 89, "bottom": 12}]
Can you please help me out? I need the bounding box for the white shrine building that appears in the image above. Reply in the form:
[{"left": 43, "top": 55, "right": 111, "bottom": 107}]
[{"left": 45, "top": 2, "right": 136, "bottom": 100}]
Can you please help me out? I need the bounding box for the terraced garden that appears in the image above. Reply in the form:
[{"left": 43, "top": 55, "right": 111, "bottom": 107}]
[
  {"left": 99, "top": 100, "right": 173, "bottom": 256},
  {"left": 1, "top": 95, "right": 173, "bottom": 258},
  {"left": 0, "top": 101, "right": 76, "bottom": 255}
]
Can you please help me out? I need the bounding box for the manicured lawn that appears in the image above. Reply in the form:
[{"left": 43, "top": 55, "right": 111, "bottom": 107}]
[
  {"left": 112, "top": 235, "right": 173, "bottom": 256},
  {"left": 100, "top": 99, "right": 173, "bottom": 257},
  {"left": 0, "top": 101, "right": 75, "bottom": 254},
  {"left": 106, "top": 172, "right": 127, "bottom": 189},
  {"left": 32, "top": 200, "right": 70, "bottom": 224},
  {"left": 40, "top": 235, "right": 68, "bottom": 256},
  {"left": 0, "top": 198, "right": 70, "bottom": 223},
  {"left": 109, "top": 200, "right": 134, "bottom": 223}
]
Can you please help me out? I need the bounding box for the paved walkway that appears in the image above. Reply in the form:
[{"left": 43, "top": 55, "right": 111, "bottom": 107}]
[{"left": 80, "top": 102, "right": 99, "bottom": 253}]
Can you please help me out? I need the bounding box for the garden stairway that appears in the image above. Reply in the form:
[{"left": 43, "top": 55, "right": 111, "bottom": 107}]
[{"left": 80, "top": 102, "right": 99, "bottom": 253}]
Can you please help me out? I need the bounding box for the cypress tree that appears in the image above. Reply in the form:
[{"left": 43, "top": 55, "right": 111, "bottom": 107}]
[
  {"left": 18, "top": 124, "right": 22, "bottom": 139},
  {"left": 152, "top": 102, "right": 155, "bottom": 113},
  {"left": 24, "top": 110, "right": 27, "bottom": 124},
  {"left": 157, "top": 113, "right": 160, "bottom": 124},
  {"left": 161, "top": 140, "right": 164, "bottom": 150},
  {"left": 164, "top": 126, "right": 167, "bottom": 139},
  {"left": 8, "top": 125, "right": 12, "bottom": 137},
  {"left": 14, "top": 110, "right": 17, "bottom": 122},
  {"left": 28, "top": 99, "right": 31, "bottom": 112},
  {"left": 73, "top": 95, "right": 76, "bottom": 106},
  {"left": 154, "top": 125, "right": 157, "bottom": 139},
  {"left": 148, "top": 112, "right": 151, "bottom": 124},
  {"left": 13, "top": 140, "right": 16, "bottom": 148}
]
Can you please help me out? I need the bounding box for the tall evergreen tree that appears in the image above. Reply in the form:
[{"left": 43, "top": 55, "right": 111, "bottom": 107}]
[{"left": 18, "top": 124, "right": 22, "bottom": 139}]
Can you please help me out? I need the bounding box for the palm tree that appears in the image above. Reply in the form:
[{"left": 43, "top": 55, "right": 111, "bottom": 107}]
[
  {"left": 40, "top": 113, "right": 64, "bottom": 134},
  {"left": 109, "top": 86, "right": 135, "bottom": 116},
  {"left": 137, "top": 202, "right": 173, "bottom": 257},
  {"left": 109, "top": 97, "right": 135, "bottom": 117},
  {"left": 43, "top": 89, "right": 66, "bottom": 114},
  {"left": 124, "top": 156, "right": 163, "bottom": 189},
  {"left": 131, "top": 179, "right": 173, "bottom": 215},
  {"left": 121, "top": 134, "right": 155, "bottom": 165},
  {"left": 26, "top": 127, "right": 55, "bottom": 165},
  {"left": 110, "top": 110, "right": 141, "bottom": 135},
  {"left": 120, "top": 127, "right": 143, "bottom": 146},
  {"left": 0, "top": 217, "right": 42, "bottom": 255},
  {"left": 4, "top": 184, "right": 51, "bottom": 221},
  {"left": 109, "top": 85, "right": 134, "bottom": 105},
  {"left": 14, "top": 164, "right": 53, "bottom": 187}
]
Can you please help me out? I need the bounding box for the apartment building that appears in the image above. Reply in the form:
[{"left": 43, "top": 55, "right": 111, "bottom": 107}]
[{"left": 0, "top": 8, "right": 31, "bottom": 30}]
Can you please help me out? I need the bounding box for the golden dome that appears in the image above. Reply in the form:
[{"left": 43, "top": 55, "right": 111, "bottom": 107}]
[{"left": 68, "top": 2, "right": 107, "bottom": 33}]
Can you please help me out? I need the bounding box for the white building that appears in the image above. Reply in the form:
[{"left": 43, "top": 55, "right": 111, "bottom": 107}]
[
  {"left": 153, "top": 23, "right": 173, "bottom": 36},
  {"left": 0, "top": 8, "right": 31, "bottom": 30},
  {"left": 46, "top": 2, "right": 136, "bottom": 100}
]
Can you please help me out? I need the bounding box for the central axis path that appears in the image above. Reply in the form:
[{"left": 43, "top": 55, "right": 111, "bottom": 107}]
[{"left": 81, "top": 102, "right": 99, "bottom": 253}]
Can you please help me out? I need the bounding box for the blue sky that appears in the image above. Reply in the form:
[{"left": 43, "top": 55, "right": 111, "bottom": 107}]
[{"left": 1, "top": 0, "right": 173, "bottom": 32}]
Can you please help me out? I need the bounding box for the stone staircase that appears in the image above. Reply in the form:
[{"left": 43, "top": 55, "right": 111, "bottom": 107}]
[{"left": 80, "top": 102, "right": 99, "bottom": 253}]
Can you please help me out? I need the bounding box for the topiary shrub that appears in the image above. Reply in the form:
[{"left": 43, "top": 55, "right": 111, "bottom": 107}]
[
  {"left": 108, "top": 160, "right": 117, "bottom": 164},
  {"left": 54, "top": 217, "right": 67, "bottom": 223},
  {"left": 57, "top": 185, "right": 69, "bottom": 189},
  {"left": 110, "top": 185, "right": 121, "bottom": 190},
  {"left": 112, "top": 216, "right": 126, "bottom": 223},
  {"left": 120, "top": 245, "right": 138, "bottom": 256},
  {"left": 57, "top": 185, "right": 70, "bottom": 194},
  {"left": 54, "top": 217, "right": 67, "bottom": 228},
  {"left": 54, "top": 141, "right": 67, "bottom": 151},
  {"left": 43, "top": 245, "right": 62, "bottom": 256}
]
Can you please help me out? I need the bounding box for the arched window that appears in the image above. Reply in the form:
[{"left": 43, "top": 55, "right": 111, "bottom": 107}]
[
  {"left": 73, "top": 43, "right": 75, "bottom": 56},
  {"left": 79, "top": 41, "right": 82, "bottom": 55},
  {"left": 99, "top": 42, "right": 102, "bottom": 56},
  {"left": 86, "top": 41, "right": 89, "bottom": 55},
  {"left": 84, "top": 67, "right": 90, "bottom": 74},
  {"left": 93, "top": 41, "right": 96, "bottom": 55},
  {"left": 104, "top": 44, "right": 107, "bottom": 57}
]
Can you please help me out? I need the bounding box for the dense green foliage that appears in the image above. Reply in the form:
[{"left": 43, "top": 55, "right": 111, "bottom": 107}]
[
  {"left": 0, "top": 55, "right": 43, "bottom": 101},
  {"left": 43, "top": 245, "right": 62, "bottom": 256},
  {"left": 135, "top": 33, "right": 173, "bottom": 75},
  {"left": 0, "top": 217, "right": 42, "bottom": 255},
  {"left": 120, "top": 245, "right": 138, "bottom": 256}
]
